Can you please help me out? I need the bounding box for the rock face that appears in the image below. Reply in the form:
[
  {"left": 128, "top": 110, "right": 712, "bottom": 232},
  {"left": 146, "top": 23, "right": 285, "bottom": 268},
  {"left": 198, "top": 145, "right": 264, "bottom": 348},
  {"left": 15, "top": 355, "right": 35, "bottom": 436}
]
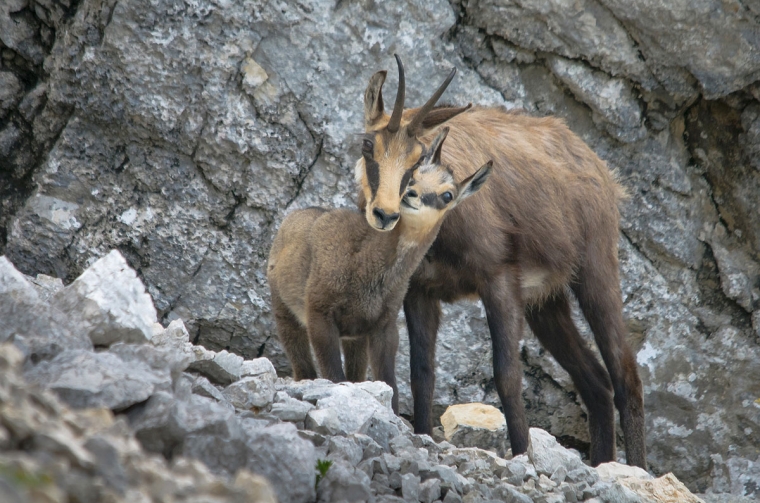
[{"left": 1, "top": 0, "right": 760, "bottom": 497}]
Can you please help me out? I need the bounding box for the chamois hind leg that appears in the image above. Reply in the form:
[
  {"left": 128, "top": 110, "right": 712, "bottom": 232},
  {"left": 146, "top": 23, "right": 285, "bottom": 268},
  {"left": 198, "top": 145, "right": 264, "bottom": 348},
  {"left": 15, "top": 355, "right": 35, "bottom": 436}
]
[
  {"left": 404, "top": 284, "right": 442, "bottom": 433},
  {"left": 368, "top": 321, "right": 400, "bottom": 414},
  {"left": 307, "top": 308, "right": 347, "bottom": 383},
  {"left": 525, "top": 290, "right": 616, "bottom": 466},
  {"left": 479, "top": 270, "right": 529, "bottom": 456},
  {"left": 572, "top": 247, "right": 647, "bottom": 469},
  {"left": 342, "top": 337, "right": 369, "bottom": 382},
  {"left": 272, "top": 292, "right": 317, "bottom": 381}
]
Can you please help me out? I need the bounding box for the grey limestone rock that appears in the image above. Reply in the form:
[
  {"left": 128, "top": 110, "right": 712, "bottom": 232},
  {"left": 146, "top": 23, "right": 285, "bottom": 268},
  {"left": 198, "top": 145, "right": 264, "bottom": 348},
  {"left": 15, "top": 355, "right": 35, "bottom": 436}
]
[
  {"left": 188, "top": 349, "right": 246, "bottom": 385},
  {"left": 26, "top": 273, "right": 63, "bottom": 302},
  {"left": 127, "top": 390, "right": 237, "bottom": 457},
  {"left": 528, "top": 428, "right": 585, "bottom": 476},
  {"left": 270, "top": 391, "right": 315, "bottom": 422},
  {"left": 241, "top": 422, "right": 317, "bottom": 503},
  {"left": 0, "top": 256, "right": 92, "bottom": 365},
  {"left": 327, "top": 435, "right": 364, "bottom": 466},
  {"left": 443, "top": 491, "right": 464, "bottom": 503},
  {"left": 317, "top": 459, "right": 372, "bottom": 503},
  {"left": 223, "top": 374, "right": 276, "bottom": 410},
  {"left": 547, "top": 55, "right": 647, "bottom": 143},
  {"left": 305, "top": 407, "right": 343, "bottom": 436},
  {"left": 420, "top": 478, "right": 442, "bottom": 503},
  {"left": 400, "top": 472, "right": 421, "bottom": 502},
  {"left": 360, "top": 411, "right": 403, "bottom": 452},
  {"left": 50, "top": 250, "right": 157, "bottom": 346},
  {"left": 24, "top": 349, "right": 171, "bottom": 411},
  {"left": 189, "top": 373, "right": 230, "bottom": 405},
  {"left": 0, "top": 342, "right": 278, "bottom": 503}
]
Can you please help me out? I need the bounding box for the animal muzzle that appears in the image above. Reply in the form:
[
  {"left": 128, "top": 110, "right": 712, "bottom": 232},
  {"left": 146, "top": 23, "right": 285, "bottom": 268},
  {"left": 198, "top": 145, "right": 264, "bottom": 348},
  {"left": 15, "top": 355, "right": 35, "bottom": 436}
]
[{"left": 369, "top": 207, "right": 400, "bottom": 230}]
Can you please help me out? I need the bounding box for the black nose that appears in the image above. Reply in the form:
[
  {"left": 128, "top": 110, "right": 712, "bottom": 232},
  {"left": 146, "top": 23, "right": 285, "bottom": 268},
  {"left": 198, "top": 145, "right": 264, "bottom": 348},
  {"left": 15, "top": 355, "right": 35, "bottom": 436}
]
[{"left": 373, "top": 208, "right": 400, "bottom": 228}]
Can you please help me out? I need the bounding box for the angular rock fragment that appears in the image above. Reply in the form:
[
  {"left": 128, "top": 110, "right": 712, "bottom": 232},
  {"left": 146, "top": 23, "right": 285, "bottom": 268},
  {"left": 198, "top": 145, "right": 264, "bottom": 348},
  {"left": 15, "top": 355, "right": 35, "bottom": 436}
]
[
  {"left": 24, "top": 349, "right": 171, "bottom": 411},
  {"left": 189, "top": 373, "right": 229, "bottom": 404},
  {"left": 419, "top": 477, "right": 441, "bottom": 503},
  {"left": 188, "top": 349, "right": 245, "bottom": 385},
  {"left": 440, "top": 403, "right": 508, "bottom": 455},
  {"left": 619, "top": 472, "right": 704, "bottom": 503},
  {"left": 527, "top": 428, "right": 585, "bottom": 476},
  {"left": 242, "top": 357, "right": 278, "bottom": 378},
  {"left": 242, "top": 423, "right": 317, "bottom": 503},
  {"left": 50, "top": 250, "right": 157, "bottom": 346},
  {"left": 305, "top": 408, "right": 343, "bottom": 436},
  {"left": 0, "top": 256, "right": 92, "bottom": 363},
  {"left": 127, "top": 390, "right": 237, "bottom": 457},
  {"left": 109, "top": 341, "right": 192, "bottom": 382},
  {"left": 223, "top": 373, "right": 276, "bottom": 410},
  {"left": 360, "top": 411, "right": 402, "bottom": 452},
  {"left": 327, "top": 435, "right": 364, "bottom": 466},
  {"left": 596, "top": 461, "right": 652, "bottom": 481},
  {"left": 27, "top": 273, "right": 64, "bottom": 302},
  {"left": 0, "top": 342, "right": 279, "bottom": 502},
  {"left": 400, "top": 472, "right": 420, "bottom": 501},
  {"left": 317, "top": 459, "right": 372, "bottom": 503}
]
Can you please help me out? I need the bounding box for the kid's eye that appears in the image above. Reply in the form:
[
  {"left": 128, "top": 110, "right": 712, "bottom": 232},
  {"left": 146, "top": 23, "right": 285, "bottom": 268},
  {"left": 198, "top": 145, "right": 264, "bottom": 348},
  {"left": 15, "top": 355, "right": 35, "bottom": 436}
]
[
  {"left": 406, "top": 190, "right": 418, "bottom": 198},
  {"left": 362, "top": 140, "right": 373, "bottom": 153},
  {"left": 441, "top": 192, "right": 453, "bottom": 204}
]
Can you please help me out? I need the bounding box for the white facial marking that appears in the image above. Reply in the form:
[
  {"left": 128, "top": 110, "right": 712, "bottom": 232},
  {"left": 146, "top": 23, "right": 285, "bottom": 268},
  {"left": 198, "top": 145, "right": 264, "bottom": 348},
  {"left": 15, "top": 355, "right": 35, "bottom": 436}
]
[{"left": 353, "top": 158, "right": 364, "bottom": 184}]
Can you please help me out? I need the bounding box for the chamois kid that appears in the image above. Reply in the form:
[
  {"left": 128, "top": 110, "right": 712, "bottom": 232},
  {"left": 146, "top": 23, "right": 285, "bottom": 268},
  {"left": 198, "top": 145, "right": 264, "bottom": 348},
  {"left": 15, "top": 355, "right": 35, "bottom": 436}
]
[
  {"left": 354, "top": 55, "right": 647, "bottom": 468},
  {"left": 267, "top": 128, "right": 492, "bottom": 412}
]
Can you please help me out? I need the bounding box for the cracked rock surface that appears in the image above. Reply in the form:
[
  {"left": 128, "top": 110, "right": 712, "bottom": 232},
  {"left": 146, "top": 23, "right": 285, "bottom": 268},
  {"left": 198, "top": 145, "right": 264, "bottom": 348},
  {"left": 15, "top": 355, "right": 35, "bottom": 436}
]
[{"left": 1, "top": 0, "right": 760, "bottom": 497}]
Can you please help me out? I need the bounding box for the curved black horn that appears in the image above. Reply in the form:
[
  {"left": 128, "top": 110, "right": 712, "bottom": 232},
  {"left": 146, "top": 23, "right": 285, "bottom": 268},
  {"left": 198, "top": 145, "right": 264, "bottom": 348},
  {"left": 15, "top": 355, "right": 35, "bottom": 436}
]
[
  {"left": 387, "top": 54, "right": 405, "bottom": 133},
  {"left": 407, "top": 67, "right": 457, "bottom": 136}
]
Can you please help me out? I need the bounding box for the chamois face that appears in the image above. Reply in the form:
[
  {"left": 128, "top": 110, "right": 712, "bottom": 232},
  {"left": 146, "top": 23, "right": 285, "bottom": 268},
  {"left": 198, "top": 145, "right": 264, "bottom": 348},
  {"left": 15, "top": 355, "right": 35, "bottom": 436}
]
[
  {"left": 357, "top": 55, "right": 470, "bottom": 231},
  {"left": 356, "top": 128, "right": 426, "bottom": 230},
  {"left": 399, "top": 128, "right": 493, "bottom": 233}
]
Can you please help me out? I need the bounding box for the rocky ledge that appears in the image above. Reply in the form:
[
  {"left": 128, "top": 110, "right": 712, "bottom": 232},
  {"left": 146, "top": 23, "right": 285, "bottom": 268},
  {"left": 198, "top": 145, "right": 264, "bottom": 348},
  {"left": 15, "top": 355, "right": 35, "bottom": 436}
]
[{"left": 0, "top": 250, "right": 749, "bottom": 503}]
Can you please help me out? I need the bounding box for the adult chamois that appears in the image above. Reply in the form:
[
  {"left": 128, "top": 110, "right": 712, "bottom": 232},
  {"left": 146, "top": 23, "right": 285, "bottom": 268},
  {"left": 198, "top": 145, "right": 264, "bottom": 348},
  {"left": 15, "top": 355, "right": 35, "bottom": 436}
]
[
  {"left": 267, "top": 128, "right": 492, "bottom": 413},
  {"left": 354, "top": 55, "right": 646, "bottom": 468}
]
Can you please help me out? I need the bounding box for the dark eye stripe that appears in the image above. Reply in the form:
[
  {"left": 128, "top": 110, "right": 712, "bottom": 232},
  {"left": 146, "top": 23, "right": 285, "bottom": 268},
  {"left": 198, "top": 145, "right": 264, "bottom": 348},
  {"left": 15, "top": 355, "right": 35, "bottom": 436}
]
[
  {"left": 399, "top": 168, "right": 414, "bottom": 196},
  {"left": 421, "top": 193, "right": 437, "bottom": 207},
  {"left": 366, "top": 159, "right": 380, "bottom": 197}
]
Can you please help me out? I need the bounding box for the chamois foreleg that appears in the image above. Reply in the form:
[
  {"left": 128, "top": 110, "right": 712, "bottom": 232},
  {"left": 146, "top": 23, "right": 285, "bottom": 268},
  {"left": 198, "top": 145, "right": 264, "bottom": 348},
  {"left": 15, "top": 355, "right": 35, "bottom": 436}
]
[
  {"left": 525, "top": 291, "right": 615, "bottom": 465},
  {"left": 272, "top": 291, "right": 318, "bottom": 381},
  {"left": 342, "top": 337, "right": 369, "bottom": 382},
  {"left": 403, "top": 284, "right": 442, "bottom": 434},
  {"left": 572, "top": 249, "right": 647, "bottom": 469},
  {"left": 368, "top": 321, "right": 400, "bottom": 413},
  {"left": 479, "top": 270, "right": 529, "bottom": 456},
  {"left": 307, "top": 308, "right": 347, "bottom": 383}
]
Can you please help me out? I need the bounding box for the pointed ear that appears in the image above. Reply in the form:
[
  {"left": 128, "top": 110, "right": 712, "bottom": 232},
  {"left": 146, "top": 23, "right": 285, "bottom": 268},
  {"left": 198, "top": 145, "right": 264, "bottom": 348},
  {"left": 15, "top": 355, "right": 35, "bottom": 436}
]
[
  {"left": 364, "top": 70, "right": 387, "bottom": 127},
  {"left": 429, "top": 127, "right": 450, "bottom": 165},
  {"left": 420, "top": 104, "right": 472, "bottom": 134},
  {"left": 456, "top": 160, "right": 493, "bottom": 203}
]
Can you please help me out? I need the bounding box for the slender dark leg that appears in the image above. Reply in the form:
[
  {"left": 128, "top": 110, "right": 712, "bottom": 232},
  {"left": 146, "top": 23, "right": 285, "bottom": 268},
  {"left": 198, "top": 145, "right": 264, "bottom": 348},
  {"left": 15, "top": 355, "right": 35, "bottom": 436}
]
[
  {"left": 369, "top": 321, "right": 400, "bottom": 413},
  {"left": 479, "top": 271, "right": 529, "bottom": 455},
  {"left": 307, "top": 308, "right": 346, "bottom": 383},
  {"left": 403, "top": 284, "right": 441, "bottom": 434},
  {"left": 572, "top": 247, "right": 647, "bottom": 469},
  {"left": 272, "top": 292, "right": 317, "bottom": 380},
  {"left": 342, "top": 337, "right": 369, "bottom": 382},
  {"left": 526, "top": 291, "right": 616, "bottom": 465}
]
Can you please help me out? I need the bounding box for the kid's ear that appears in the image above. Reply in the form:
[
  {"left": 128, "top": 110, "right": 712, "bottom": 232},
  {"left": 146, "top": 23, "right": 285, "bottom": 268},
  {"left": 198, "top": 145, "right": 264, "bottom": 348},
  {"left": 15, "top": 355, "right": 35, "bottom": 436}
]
[
  {"left": 457, "top": 160, "right": 493, "bottom": 202},
  {"left": 428, "top": 127, "right": 450, "bottom": 165},
  {"left": 364, "top": 70, "right": 387, "bottom": 127}
]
